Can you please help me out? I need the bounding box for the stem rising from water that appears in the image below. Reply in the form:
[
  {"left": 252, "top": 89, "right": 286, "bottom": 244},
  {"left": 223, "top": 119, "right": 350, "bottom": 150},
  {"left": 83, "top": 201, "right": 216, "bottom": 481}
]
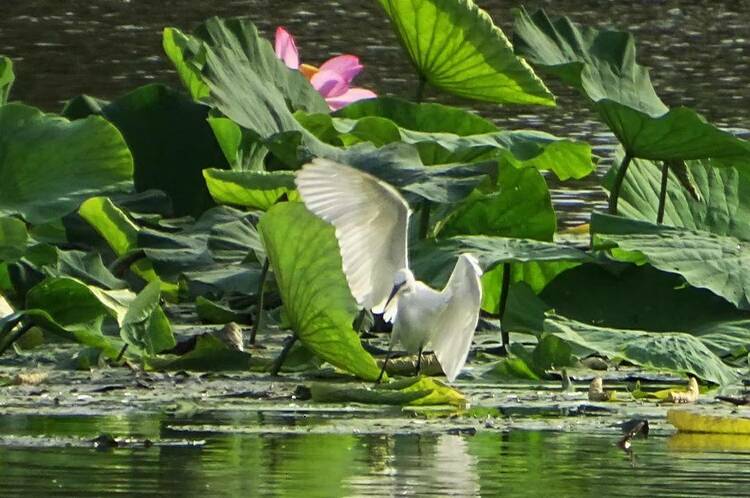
[
  {"left": 608, "top": 154, "right": 633, "bottom": 215},
  {"left": 250, "top": 258, "right": 270, "bottom": 345},
  {"left": 657, "top": 161, "right": 670, "bottom": 224}
]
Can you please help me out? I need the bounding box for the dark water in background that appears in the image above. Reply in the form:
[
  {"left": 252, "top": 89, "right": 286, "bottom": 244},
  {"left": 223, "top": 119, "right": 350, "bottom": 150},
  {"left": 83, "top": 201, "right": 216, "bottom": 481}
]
[
  {"left": 1, "top": 0, "right": 749, "bottom": 225},
  {"left": 3, "top": 413, "right": 750, "bottom": 497}
]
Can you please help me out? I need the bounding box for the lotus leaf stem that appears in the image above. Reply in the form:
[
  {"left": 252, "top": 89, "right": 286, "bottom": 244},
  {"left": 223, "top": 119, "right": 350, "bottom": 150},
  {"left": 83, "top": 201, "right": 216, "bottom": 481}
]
[
  {"left": 608, "top": 154, "right": 633, "bottom": 215},
  {"left": 270, "top": 334, "right": 298, "bottom": 375},
  {"left": 415, "top": 75, "right": 426, "bottom": 104},
  {"left": 250, "top": 258, "right": 270, "bottom": 345},
  {"left": 657, "top": 161, "right": 670, "bottom": 224},
  {"left": 109, "top": 249, "right": 147, "bottom": 278},
  {"left": 498, "top": 262, "right": 512, "bottom": 353},
  {"left": 0, "top": 319, "right": 33, "bottom": 356}
]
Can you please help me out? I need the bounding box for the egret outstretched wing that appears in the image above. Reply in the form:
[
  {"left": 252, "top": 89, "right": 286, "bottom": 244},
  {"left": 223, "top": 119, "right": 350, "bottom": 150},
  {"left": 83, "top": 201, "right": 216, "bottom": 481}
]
[
  {"left": 295, "top": 158, "right": 411, "bottom": 313},
  {"left": 431, "top": 254, "right": 483, "bottom": 381}
]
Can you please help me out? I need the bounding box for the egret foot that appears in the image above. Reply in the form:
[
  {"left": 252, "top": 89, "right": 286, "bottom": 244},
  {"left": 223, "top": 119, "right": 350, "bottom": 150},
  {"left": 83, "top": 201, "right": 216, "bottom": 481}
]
[
  {"left": 375, "top": 344, "right": 393, "bottom": 384},
  {"left": 415, "top": 346, "right": 424, "bottom": 376}
]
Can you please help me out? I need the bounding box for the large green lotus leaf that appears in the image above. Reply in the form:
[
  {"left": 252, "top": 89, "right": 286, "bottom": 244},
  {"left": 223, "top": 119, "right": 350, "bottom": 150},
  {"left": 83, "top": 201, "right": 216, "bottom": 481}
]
[
  {"left": 591, "top": 213, "right": 750, "bottom": 310},
  {"left": 134, "top": 206, "right": 265, "bottom": 296},
  {"left": 78, "top": 197, "right": 179, "bottom": 299},
  {"left": 596, "top": 102, "right": 750, "bottom": 164},
  {"left": 542, "top": 263, "right": 750, "bottom": 335},
  {"left": 120, "top": 280, "right": 175, "bottom": 355},
  {"left": 297, "top": 110, "right": 594, "bottom": 179},
  {"left": 335, "top": 96, "right": 497, "bottom": 135},
  {"left": 26, "top": 276, "right": 133, "bottom": 327},
  {"left": 411, "top": 235, "right": 588, "bottom": 314},
  {"left": 12, "top": 276, "right": 135, "bottom": 358},
  {"left": 145, "top": 334, "right": 255, "bottom": 371},
  {"left": 0, "top": 104, "right": 133, "bottom": 224},
  {"left": 478, "top": 260, "right": 580, "bottom": 315},
  {"left": 203, "top": 169, "right": 298, "bottom": 210},
  {"left": 71, "top": 84, "right": 228, "bottom": 217},
  {"left": 207, "top": 211, "right": 264, "bottom": 264},
  {"left": 437, "top": 166, "right": 555, "bottom": 240},
  {"left": 0, "top": 56, "right": 13, "bottom": 104},
  {"left": 208, "top": 117, "right": 267, "bottom": 171},
  {"left": 692, "top": 320, "right": 750, "bottom": 358},
  {"left": 0, "top": 309, "right": 124, "bottom": 360},
  {"left": 135, "top": 206, "right": 242, "bottom": 278},
  {"left": 258, "top": 202, "right": 381, "bottom": 380},
  {"left": 0, "top": 217, "right": 28, "bottom": 262},
  {"left": 509, "top": 334, "right": 575, "bottom": 377},
  {"left": 162, "top": 27, "right": 209, "bottom": 101},
  {"left": 171, "top": 16, "right": 327, "bottom": 139},
  {"left": 377, "top": 0, "right": 553, "bottom": 105},
  {"left": 169, "top": 17, "right": 500, "bottom": 201},
  {"left": 603, "top": 153, "right": 750, "bottom": 240},
  {"left": 339, "top": 143, "right": 496, "bottom": 205},
  {"left": 543, "top": 315, "right": 738, "bottom": 385},
  {"left": 43, "top": 248, "right": 128, "bottom": 291},
  {"left": 513, "top": 8, "right": 750, "bottom": 162}
]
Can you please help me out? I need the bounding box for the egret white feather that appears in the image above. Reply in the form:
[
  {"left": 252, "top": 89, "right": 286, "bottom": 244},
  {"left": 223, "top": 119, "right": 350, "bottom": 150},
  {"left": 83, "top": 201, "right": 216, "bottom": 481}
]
[
  {"left": 295, "top": 159, "right": 483, "bottom": 382},
  {"left": 295, "top": 158, "right": 410, "bottom": 313}
]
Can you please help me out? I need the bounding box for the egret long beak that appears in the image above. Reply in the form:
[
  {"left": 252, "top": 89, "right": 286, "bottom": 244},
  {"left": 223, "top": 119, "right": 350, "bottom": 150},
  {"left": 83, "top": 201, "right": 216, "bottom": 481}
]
[{"left": 384, "top": 282, "right": 403, "bottom": 309}]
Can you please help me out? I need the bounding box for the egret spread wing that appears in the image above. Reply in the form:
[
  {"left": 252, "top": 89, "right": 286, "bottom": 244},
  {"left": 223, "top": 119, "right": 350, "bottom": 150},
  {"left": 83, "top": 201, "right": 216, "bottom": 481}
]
[
  {"left": 431, "top": 254, "right": 483, "bottom": 382},
  {"left": 295, "top": 158, "right": 411, "bottom": 313}
]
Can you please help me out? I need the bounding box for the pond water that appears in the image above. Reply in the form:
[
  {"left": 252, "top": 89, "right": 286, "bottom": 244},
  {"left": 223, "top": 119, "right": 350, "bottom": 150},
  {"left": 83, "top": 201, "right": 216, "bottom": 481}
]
[
  {"left": 1, "top": 1, "right": 749, "bottom": 226},
  {"left": 3, "top": 413, "right": 750, "bottom": 497}
]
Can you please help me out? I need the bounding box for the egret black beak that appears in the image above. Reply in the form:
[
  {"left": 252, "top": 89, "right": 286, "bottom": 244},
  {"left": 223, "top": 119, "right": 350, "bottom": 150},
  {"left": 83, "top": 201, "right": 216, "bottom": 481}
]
[{"left": 384, "top": 282, "right": 404, "bottom": 309}]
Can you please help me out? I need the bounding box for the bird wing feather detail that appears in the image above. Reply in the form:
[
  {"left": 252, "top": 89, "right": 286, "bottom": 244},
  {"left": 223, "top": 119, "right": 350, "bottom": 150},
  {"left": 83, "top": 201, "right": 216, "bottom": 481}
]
[
  {"left": 295, "top": 158, "right": 411, "bottom": 313},
  {"left": 430, "top": 254, "right": 483, "bottom": 382}
]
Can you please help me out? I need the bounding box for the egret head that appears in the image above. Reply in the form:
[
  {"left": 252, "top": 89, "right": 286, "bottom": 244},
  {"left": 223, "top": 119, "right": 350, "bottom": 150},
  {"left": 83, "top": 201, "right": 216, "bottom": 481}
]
[{"left": 385, "top": 268, "right": 415, "bottom": 308}]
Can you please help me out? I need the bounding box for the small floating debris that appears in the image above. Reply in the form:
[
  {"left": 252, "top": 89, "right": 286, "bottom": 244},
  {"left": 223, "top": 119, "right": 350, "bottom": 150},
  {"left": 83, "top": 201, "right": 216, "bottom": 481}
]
[
  {"left": 588, "top": 377, "right": 615, "bottom": 402},
  {"left": 716, "top": 394, "right": 750, "bottom": 406},
  {"left": 666, "top": 377, "right": 699, "bottom": 404},
  {"left": 617, "top": 419, "right": 649, "bottom": 451},
  {"left": 12, "top": 371, "right": 48, "bottom": 386}
]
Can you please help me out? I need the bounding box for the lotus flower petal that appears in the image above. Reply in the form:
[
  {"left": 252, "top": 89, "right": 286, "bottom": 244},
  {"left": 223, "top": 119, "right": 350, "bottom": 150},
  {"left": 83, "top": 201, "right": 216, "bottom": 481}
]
[
  {"left": 325, "top": 87, "right": 377, "bottom": 111},
  {"left": 310, "top": 69, "right": 349, "bottom": 98},
  {"left": 275, "top": 27, "right": 299, "bottom": 69},
  {"left": 319, "top": 55, "right": 363, "bottom": 84}
]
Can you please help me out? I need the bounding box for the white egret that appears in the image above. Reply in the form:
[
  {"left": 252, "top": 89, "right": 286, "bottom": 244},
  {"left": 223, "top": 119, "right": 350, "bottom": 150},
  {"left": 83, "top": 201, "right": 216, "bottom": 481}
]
[{"left": 295, "top": 158, "right": 483, "bottom": 382}]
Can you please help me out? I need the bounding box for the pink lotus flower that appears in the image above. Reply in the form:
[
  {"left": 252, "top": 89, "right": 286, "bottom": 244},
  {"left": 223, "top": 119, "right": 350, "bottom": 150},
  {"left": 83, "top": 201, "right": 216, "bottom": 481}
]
[{"left": 274, "top": 27, "right": 376, "bottom": 111}]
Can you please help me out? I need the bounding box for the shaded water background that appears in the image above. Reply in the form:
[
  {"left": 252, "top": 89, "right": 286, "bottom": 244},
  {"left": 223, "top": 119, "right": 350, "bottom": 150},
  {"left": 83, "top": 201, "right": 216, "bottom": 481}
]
[{"left": 1, "top": 0, "right": 749, "bottom": 225}]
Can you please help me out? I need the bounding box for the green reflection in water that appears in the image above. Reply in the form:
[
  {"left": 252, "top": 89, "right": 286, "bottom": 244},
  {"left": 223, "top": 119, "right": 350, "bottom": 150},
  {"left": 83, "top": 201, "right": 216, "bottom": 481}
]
[{"left": 2, "top": 414, "right": 750, "bottom": 496}]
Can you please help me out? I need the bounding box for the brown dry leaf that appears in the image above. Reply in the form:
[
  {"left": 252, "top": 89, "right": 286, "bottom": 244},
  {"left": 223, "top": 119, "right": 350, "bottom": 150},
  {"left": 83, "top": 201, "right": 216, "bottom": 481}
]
[{"left": 12, "top": 371, "right": 48, "bottom": 386}]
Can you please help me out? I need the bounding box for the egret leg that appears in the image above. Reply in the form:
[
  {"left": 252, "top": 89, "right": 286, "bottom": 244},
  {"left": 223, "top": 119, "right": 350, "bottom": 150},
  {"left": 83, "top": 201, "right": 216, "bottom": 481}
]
[
  {"left": 376, "top": 343, "right": 394, "bottom": 384},
  {"left": 415, "top": 346, "right": 424, "bottom": 376}
]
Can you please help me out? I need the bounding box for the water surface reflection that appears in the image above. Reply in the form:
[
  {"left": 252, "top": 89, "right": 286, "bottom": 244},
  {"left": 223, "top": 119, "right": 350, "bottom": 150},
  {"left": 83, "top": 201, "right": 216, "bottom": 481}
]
[{"left": 2, "top": 414, "right": 750, "bottom": 496}]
